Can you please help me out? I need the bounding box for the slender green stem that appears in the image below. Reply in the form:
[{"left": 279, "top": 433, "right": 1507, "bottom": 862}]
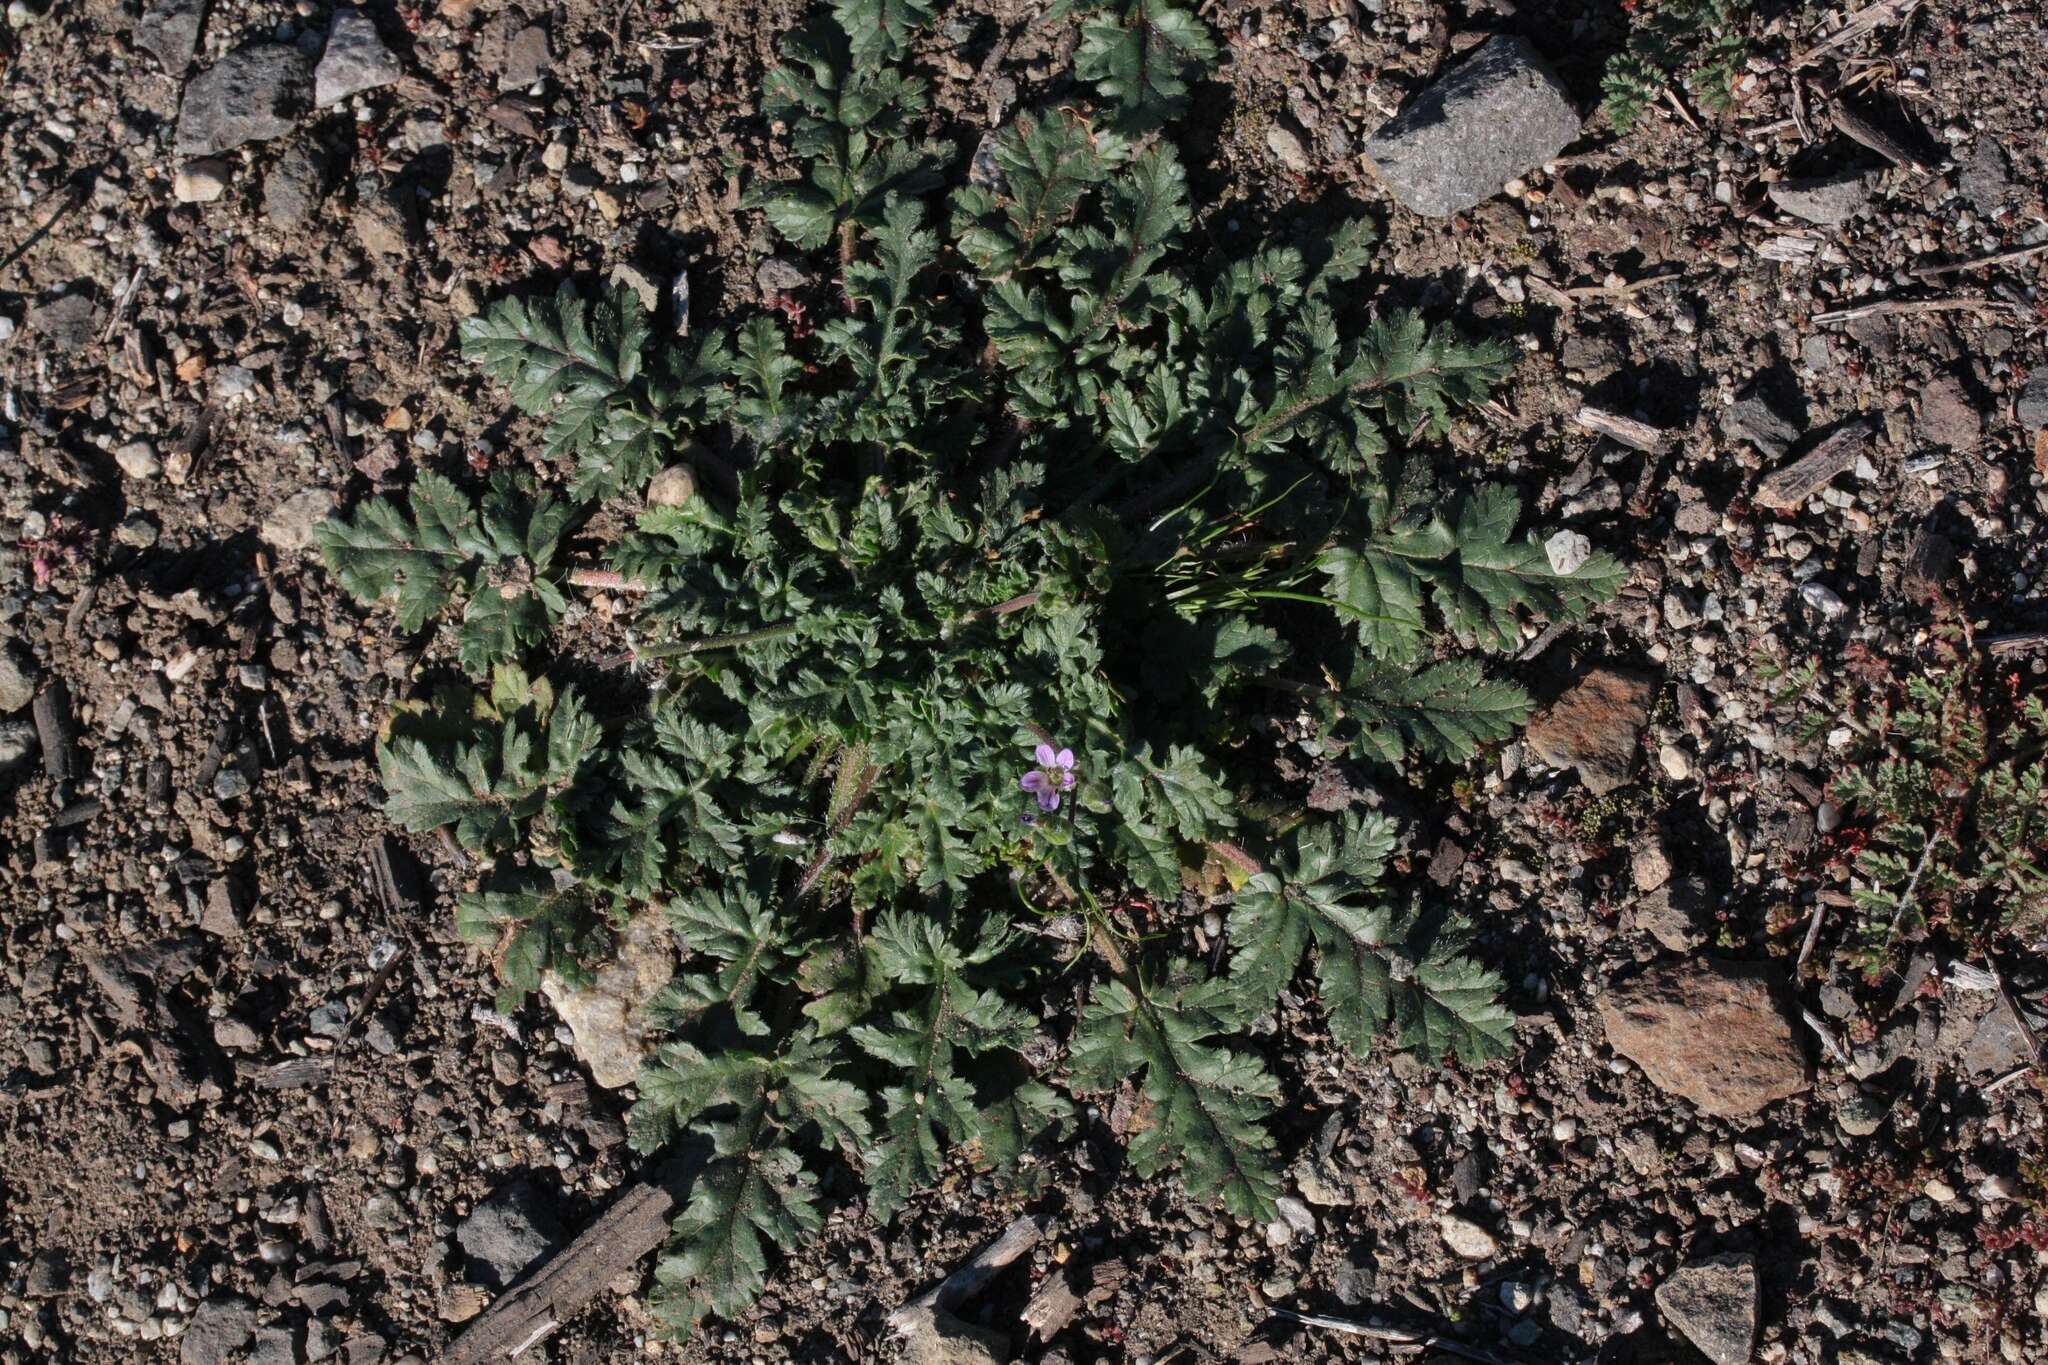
[{"left": 634, "top": 621, "right": 804, "bottom": 660}]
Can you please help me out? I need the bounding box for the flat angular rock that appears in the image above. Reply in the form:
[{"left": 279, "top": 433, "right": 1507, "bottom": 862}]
[
  {"left": 1361, "top": 35, "right": 1580, "bottom": 217},
  {"left": 175, "top": 45, "right": 310, "bottom": 157},
  {"left": 499, "top": 23, "right": 552, "bottom": 90},
  {"left": 136, "top": 0, "right": 207, "bottom": 74},
  {"left": 1768, "top": 170, "right": 1877, "bottom": 226},
  {"left": 1724, "top": 389, "right": 1800, "bottom": 461},
  {"left": 1600, "top": 960, "right": 1810, "bottom": 1117},
  {"left": 259, "top": 487, "right": 337, "bottom": 553},
  {"left": 181, "top": 1297, "right": 256, "bottom": 1365},
  {"left": 2019, "top": 373, "right": 2048, "bottom": 431},
  {"left": 316, "top": 8, "right": 402, "bottom": 107},
  {"left": 1655, "top": 1254, "right": 1758, "bottom": 1365},
  {"left": 1524, "top": 668, "right": 1653, "bottom": 795},
  {"left": 264, "top": 145, "right": 322, "bottom": 227}
]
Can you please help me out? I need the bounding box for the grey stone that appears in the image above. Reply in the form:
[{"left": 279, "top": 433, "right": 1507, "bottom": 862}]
[
  {"left": 498, "top": 24, "right": 552, "bottom": 90},
  {"left": 136, "top": 0, "right": 206, "bottom": 74},
  {"left": 264, "top": 146, "right": 322, "bottom": 227},
  {"left": 175, "top": 45, "right": 310, "bottom": 157},
  {"left": 30, "top": 292, "right": 97, "bottom": 352},
  {"left": 0, "top": 646, "right": 34, "bottom": 713},
  {"left": 1963, "top": 1000, "right": 2038, "bottom": 1077},
  {"left": 755, "top": 256, "right": 806, "bottom": 294},
  {"left": 456, "top": 1180, "right": 564, "bottom": 1289},
  {"left": 1837, "top": 1091, "right": 1887, "bottom": 1137},
  {"left": 1958, "top": 140, "right": 2010, "bottom": 213},
  {"left": 1725, "top": 389, "right": 1800, "bottom": 460},
  {"left": 1361, "top": 35, "right": 1580, "bottom": 217},
  {"left": 249, "top": 1327, "right": 297, "bottom": 1365},
  {"left": 181, "top": 1297, "right": 257, "bottom": 1365},
  {"left": 1768, "top": 171, "right": 1877, "bottom": 226},
  {"left": 315, "top": 9, "right": 401, "bottom": 107},
  {"left": 1655, "top": 1254, "right": 1757, "bottom": 1365},
  {"left": 2017, "top": 373, "right": 2048, "bottom": 431}
]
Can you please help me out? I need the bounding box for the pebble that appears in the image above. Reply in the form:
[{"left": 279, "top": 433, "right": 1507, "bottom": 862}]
[
  {"left": 174, "top": 159, "right": 231, "bottom": 203},
  {"left": 1360, "top": 35, "right": 1581, "bottom": 216},
  {"left": 1837, "top": 1091, "right": 1886, "bottom": 1137},
  {"left": 0, "top": 647, "right": 33, "bottom": 713},
  {"left": 1800, "top": 582, "right": 1848, "bottom": 618},
  {"left": 117, "top": 441, "right": 162, "bottom": 479},
  {"left": 1922, "top": 1177, "right": 1956, "bottom": 1203},
  {"left": 1658, "top": 744, "right": 1693, "bottom": 781},
  {"left": 1265, "top": 124, "right": 1310, "bottom": 173},
  {"left": 1437, "top": 1214, "right": 1499, "bottom": 1260},
  {"left": 314, "top": 7, "right": 403, "bottom": 107},
  {"left": 1545, "top": 529, "right": 1592, "bottom": 575}
]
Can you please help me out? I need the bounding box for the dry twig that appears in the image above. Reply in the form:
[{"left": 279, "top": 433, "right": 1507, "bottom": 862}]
[{"left": 1810, "top": 296, "right": 2021, "bottom": 324}]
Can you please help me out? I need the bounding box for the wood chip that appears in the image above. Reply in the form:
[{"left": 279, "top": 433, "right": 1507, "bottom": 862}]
[
  {"left": 1574, "top": 405, "right": 1669, "bottom": 453},
  {"left": 1832, "top": 101, "right": 1932, "bottom": 174},
  {"left": 1021, "top": 1272, "right": 1082, "bottom": 1343},
  {"left": 1754, "top": 421, "right": 1870, "bottom": 511}
]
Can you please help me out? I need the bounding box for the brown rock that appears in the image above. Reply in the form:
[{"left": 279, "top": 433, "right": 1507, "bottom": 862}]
[
  {"left": 1524, "top": 668, "right": 1654, "bottom": 795},
  {"left": 1599, "top": 960, "right": 1810, "bottom": 1116},
  {"left": 1917, "top": 376, "right": 1982, "bottom": 451}
]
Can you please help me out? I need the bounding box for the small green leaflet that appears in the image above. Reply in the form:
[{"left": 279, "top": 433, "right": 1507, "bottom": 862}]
[
  {"left": 1070, "top": 0, "right": 1219, "bottom": 135},
  {"left": 1069, "top": 973, "right": 1282, "bottom": 1221},
  {"left": 1319, "top": 485, "right": 1624, "bottom": 660},
  {"left": 316, "top": 471, "right": 577, "bottom": 676},
  {"left": 1225, "top": 815, "right": 1516, "bottom": 1067}
]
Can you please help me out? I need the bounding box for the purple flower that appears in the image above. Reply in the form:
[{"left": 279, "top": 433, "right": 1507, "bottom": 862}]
[{"left": 1019, "top": 742, "right": 1078, "bottom": 813}]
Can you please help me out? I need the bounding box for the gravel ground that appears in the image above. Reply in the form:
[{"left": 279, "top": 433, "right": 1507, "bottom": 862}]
[{"left": 1, "top": 0, "right": 2044, "bottom": 1362}]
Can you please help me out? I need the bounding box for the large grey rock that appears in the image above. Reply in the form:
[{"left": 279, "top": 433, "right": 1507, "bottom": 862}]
[
  {"left": 1361, "top": 35, "right": 1580, "bottom": 216},
  {"left": 1769, "top": 170, "right": 1878, "bottom": 226},
  {"left": 136, "top": 0, "right": 207, "bottom": 74},
  {"left": 180, "top": 1297, "right": 257, "bottom": 1365},
  {"left": 498, "top": 24, "right": 552, "bottom": 90},
  {"left": 315, "top": 9, "right": 402, "bottom": 107},
  {"left": 1655, "top": 1254, "right": 1758, "bottom": 1365},
  {"left": 1724, "top": 388, "right": 1801, "bottom": 460},
  {"left": 456, "top": 1180, "right": 564, "bottom": 1289},
  {"left": 175, "top": 45, "right": 310, "bottom": 157}
]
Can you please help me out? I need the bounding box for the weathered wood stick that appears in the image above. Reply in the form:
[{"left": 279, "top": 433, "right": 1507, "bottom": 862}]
[
  {"left": 444, "top": 1168, "right": 684, "bottom": 1365},
  {"left": 886, "top": 1214, "right": 1044, "bottom": 1333},
  {"left": 1754, "top": 421, "right": 1871, "bottom": 511}
]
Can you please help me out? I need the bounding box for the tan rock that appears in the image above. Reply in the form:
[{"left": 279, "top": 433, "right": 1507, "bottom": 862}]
[
  {"left": 1599, "top": 960, "right": 1809, "bottom": 1117},
  {"left": 541, "top": 907, "right": 673, "bottom": 1088}
]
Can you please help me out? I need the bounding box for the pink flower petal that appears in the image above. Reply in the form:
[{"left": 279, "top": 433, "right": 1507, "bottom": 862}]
[
  {"left": 1054, "top": 748, "right": 1075, "bottom": 769},
  {"left": 1035, "top": 742, "right": 1057, "bottom": 767}
]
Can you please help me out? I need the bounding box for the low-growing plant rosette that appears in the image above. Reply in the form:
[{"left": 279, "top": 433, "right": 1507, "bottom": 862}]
[{"left": 315, "top": 0, "right": 1624, "bottom": 1330}]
